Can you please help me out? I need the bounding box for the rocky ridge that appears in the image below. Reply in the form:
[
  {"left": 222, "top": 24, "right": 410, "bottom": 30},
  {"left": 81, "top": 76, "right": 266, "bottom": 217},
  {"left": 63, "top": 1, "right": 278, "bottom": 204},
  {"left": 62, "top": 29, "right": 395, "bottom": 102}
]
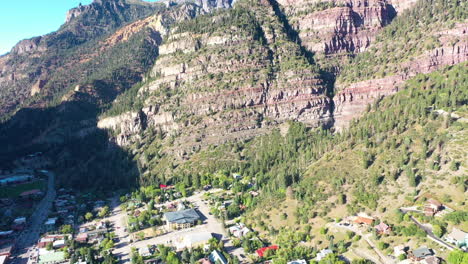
[
  {"left": 99, "top": 0, "right": 332, "bottom": 153},
  {"left": 278, "top": 0, "right": 397, "bottom": 55},
  {"left": 334, "top": 15, "right": 468, "bottom": 128}
]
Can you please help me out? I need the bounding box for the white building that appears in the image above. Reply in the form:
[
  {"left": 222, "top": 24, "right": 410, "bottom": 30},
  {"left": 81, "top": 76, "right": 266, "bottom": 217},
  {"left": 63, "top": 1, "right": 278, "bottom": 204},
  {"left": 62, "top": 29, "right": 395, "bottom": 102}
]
[
  {"left": 229, "top": 223, "right": 250, "bottom": 238},
  {"left": 287, "top": 260, "right": 307, "bottom": 264},
  {"left": 316, "top": 249, "right": 333, "bottom": 261},
  {"left": 175, "top": 232, "right": 212, "bottom": 250}
]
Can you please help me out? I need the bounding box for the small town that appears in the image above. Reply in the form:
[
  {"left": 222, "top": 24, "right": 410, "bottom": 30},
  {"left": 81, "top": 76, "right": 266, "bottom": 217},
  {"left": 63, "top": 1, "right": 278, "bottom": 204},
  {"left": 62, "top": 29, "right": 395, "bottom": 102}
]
[{"left": 0, "top": 152, "right": 466, "bottom": 264}]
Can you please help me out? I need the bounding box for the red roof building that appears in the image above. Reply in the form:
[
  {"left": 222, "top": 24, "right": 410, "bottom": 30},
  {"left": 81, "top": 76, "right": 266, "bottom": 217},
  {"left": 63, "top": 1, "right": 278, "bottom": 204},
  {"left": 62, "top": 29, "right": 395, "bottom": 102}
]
[
  {"left": 75, "top": 233, "right": 88, "bottom": 243},
  {"left": 160, "top": 184, "right": 174, "bottom": 190},
  {"left": 425, "top": 199, "right": 443, "bottom": 216},
  {"left": 256, "top": 245, "right": 279, "bottom": 257},
  {"left": 354, "top": 216, "right": 374, "bottom": 225},
  {"left": 375, "top": 222, "right": 391, "bottom": 234}
]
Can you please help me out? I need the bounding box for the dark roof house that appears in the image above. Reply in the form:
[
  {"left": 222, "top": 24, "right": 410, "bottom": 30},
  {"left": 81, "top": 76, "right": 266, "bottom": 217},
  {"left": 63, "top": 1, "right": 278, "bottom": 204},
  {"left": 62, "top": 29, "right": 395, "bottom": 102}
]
[
  {"left": 410, "top": 247, "right": 433, "bottom": 261},
  {"left": 163, "top": 209, "right": 200, "bottom": 224}
]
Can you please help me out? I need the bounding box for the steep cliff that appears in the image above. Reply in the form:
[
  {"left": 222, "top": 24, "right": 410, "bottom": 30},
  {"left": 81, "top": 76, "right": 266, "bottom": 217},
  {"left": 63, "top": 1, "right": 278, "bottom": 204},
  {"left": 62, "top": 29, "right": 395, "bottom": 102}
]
[
  {"left": 0, "top": 0, "right": 166, "bottom": 118},
  {"left": 0, "top": 0, "right": 235, "bottom": 188},
  {"left": 276, "top": 0, "right": 396, "bottom": 56},
  {"left": 99, "top": 0, "right": 331, "bottom": 154},
  {"left": 334, "top": 0, "right": 467, "bottom": 128}
]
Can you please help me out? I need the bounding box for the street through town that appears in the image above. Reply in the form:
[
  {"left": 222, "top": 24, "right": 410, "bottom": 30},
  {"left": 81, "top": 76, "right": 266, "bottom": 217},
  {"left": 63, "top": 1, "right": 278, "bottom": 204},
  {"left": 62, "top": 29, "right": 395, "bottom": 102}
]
[{"left": 11, "top": 172, "right": 56, "bottom": 264}]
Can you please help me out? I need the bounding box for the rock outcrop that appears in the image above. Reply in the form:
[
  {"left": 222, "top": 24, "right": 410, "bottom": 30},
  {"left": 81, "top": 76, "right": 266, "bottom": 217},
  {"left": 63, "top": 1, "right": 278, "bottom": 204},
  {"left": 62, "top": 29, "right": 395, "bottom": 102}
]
[
  {"left": 0, "top": 0, "right": 204, "bottom": 118},
  {"left": 161, "top": 0, "right": 235, "bottom": 11},
  {"left": 334, "top": 22, "right": 468, "bottom": 129},
  {"left": 278, "top": 0, "right": 396, "bottom": 55},
  {"left": 99, "top": 1, "right": 332, "bottom": 153}
]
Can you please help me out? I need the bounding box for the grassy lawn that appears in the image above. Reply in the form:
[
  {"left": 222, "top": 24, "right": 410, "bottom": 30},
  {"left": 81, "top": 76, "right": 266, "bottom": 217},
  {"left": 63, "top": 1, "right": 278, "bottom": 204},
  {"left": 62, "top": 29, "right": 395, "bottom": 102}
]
[{"left": 0, "top": 180, "right": 46, "bottom": 199}]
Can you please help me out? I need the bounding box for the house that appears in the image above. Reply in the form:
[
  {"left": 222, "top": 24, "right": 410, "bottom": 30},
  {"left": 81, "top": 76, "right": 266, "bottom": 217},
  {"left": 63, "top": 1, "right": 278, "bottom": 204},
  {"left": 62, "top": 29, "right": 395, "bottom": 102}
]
[
  {"left": 287, "top": 260, "right": 307, "bottom": 264},
  {"left": 52, "top": 240, "right": 65, "bottom": 249},
  {"left": 353, "top": 216, "right": 374, "bottom": 225},
  {"left": 394, "top": 245, "right": 407, "bottom": 257},
  {"left": 421, "top": 256, "right": 440, "bottom": 264},
  {"left": 75, "top": 233, "right": 88, "bottom": 243},
  {"left": 375, "top": 222, "right": 391, "bottom": 235},
  {"left": 409, "top": 247, "right": 433, "bottom": 261},
  {"left": 139, "top": 247, "right": 152, "bottom": 257},
  {"left": 316, "top": 249, "right": 333, "bottom": 261},
  {"left": 256, "top": 245, "right": 278, "bottom": 257},
  {"left": 44, "top": 218, "right": 57, "bottom": 232},
  {"left": 209, "top": 250, "right": 228, "bottom": 264},
  {"left": 445, "top": 228, "right": 468, "bottom": 247},
  {"left": 96, "top": 222, "right": 106, "bottom": 230},
  {"left": 249, "top": 191, "right": 259, "bottom": 197},
  {"left": 175, "top": 232, "right": 212, "bottom": 250},
  {"left": 424, "top": 199, "right": 443, "bottom": 216},
  {"left": 229, "top": 223, "right": 250, "bottom": 238},
  {"left": 12, "top": 217, "right": 26, "bottom": 231},
  {"left": 163, "top": 209, "right": 201, "bottom": 230},
  {"left": 177, "top": 202, "right": 186, "bottom": 211},
  {"left": 38, "top": 237, "right": 54, "bottom": 248}
]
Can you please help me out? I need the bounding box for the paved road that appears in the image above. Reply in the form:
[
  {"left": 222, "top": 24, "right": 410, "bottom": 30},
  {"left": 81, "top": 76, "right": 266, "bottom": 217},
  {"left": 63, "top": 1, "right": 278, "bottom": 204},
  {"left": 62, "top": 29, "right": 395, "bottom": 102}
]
[
  {"left": 11, "top": 172, "right": 56, "bottom": 264},
  {"left": 408, "top": 215, "right": 455, "bottom": 251}
]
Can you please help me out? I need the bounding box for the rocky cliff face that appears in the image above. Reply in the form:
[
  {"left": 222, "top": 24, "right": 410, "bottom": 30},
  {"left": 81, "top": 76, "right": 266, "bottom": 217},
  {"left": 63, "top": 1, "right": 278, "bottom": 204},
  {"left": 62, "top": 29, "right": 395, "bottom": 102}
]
[
  {"left": 277, "top": 0, "right": 396, "bottom": 55},
  {"left": 99, "top": 0, "right": 468, "bottom": 157},
  {"left": 99, "top": 0, "right": 332, "bottom": 153},
  {"left": 161, "top": 0, "right": 235, "bottom": 11},
  {"left": 334, "top": 22, "right": 468, "bottom": 129},
  {"left": 0, "top": 0, "right": 208, "bottom": 118}
]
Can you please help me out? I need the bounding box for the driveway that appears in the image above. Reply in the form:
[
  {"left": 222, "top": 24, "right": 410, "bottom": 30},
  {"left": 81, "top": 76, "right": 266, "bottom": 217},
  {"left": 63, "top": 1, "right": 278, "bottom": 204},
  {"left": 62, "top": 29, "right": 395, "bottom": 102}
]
[{"left": 408, "top": 215, "right": 455, "bottom": 251}]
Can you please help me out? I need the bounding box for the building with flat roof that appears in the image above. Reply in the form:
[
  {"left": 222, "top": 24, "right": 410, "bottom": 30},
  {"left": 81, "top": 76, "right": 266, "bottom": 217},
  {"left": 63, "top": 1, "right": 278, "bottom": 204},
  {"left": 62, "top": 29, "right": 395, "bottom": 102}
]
[
  {"left": 445, "top": 228, "right": 468, "bottom": 247},
  {"left": 38, "top": 251, "right": 66, "bottom": 264},
  {"left": 163, "top": 209, "right": 201, "bottom": 230},
  {"left": 175, "top": 232, "right": 212, "bottom": 250},
  {"left": 316, "top": 249, "right": 333, "bottom": 261},
  {"left": 209, "top": 250, "right": 228, "bottom": 264}
]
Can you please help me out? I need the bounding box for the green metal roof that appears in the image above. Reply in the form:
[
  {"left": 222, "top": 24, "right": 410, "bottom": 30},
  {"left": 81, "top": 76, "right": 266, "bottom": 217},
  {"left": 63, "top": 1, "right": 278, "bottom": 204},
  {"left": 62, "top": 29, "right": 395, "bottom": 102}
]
[{"left": 164, "top": 209, "right": 200, "bottom": 224}]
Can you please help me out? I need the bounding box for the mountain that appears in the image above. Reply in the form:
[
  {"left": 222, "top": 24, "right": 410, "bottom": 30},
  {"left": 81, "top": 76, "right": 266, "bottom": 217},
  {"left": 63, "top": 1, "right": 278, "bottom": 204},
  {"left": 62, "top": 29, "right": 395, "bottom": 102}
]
[
  {"left": 0, "top": 0, "right": 466, "bottom": 192},
  {"left": 0, "top": 0, "right": 234, "bottom": 188}
]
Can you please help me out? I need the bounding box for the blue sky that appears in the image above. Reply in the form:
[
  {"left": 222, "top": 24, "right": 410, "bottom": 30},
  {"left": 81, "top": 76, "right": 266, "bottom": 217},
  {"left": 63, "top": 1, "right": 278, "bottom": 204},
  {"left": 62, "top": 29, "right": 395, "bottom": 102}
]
[{"left": 0, "top": 0, "right": 158, "bottom": 55}]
